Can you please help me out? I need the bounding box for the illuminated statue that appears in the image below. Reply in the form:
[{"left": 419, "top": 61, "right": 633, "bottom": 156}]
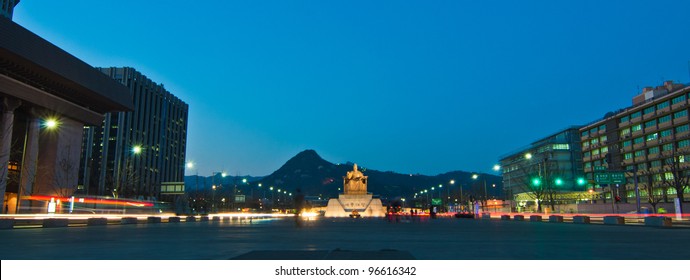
[{"left": 344, "top": 164, "right": 367, "bottom": 195}]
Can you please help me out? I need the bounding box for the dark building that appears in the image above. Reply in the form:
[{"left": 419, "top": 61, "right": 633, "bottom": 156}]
[
  {"left": 79, "top": 67, "right": 188, "bottom": 201},
  {"left": 1, "top": 15, "right": 133, "bottom": 213},
  {"left": 1, "top": 0, "right": 19, "bottom": 19}
]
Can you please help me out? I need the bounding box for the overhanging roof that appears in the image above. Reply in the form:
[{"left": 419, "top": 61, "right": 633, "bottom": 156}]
[{"left": 0, "top": 16, "right": 133, "bottom": 114}]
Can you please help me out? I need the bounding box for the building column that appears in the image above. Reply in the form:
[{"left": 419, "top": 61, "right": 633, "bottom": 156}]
[
  {"left": 33, "top": 118, "right": 84, "bottom": 198},
  {"left": 0, "top": 96, "right": 21, "bottom": 213},
  {"left": 18, "top": 113, "right": 40, "bottom": 210}
]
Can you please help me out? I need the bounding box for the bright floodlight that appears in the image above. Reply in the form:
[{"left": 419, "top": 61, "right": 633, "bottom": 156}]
[
  {"left": 186, "top": 162, "right": 194, "bottom": 169},
  {"left": 450, "top": 180, "right": 455, "bottom": 185},
  {"left": 132, "top": 146, "right": 142, "bottom": 154},
  {"left": 493, "top": 164, "right": 501, "bottom": 171},
  {"left": 44, "top": 119, "right": 58, "bottom": 129},
  {"left": 472, "top": 174, "right": 479, "bottom": 180},
  {"left": 242, "top": 178, "right": 247, "bottom": 183},
  {"left": 525, "top": 153, "right": 533, "bottom": 159},
  {"left": 221, "top": 172, "right": 227, "bottom": 177}
]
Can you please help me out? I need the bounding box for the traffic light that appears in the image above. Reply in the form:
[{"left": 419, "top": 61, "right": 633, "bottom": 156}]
[
  {"left": 576, "top": 177, "right": 587, "bottom": 186},
  {"left": 615, "top": 196, "right": 621, "bottom": 203},
  {"left": 554, "top": 178, "right": 563, "bottom": 186}
]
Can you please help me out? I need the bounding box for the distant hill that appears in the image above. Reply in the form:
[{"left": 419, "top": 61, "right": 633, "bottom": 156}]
[{"left": 184, "top": 149, "right": 503, "bottom": 201}]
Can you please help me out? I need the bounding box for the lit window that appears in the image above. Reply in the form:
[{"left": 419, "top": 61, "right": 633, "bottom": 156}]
[{"left": 646, "top": 133, "right": 658, "bottom": 142}]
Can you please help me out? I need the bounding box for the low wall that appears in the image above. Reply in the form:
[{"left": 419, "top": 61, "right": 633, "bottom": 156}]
[{"left": 518, "top": 202, "right": 690, "bottom": 214}]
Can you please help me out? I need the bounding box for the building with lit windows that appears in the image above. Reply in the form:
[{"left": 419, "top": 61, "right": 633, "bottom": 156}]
[
  {"left": 79, "top": 67, "right": 188, "bottom": 201},
  {"left": 580, "top": 81, "right": 690, "bottom": 206},
  {"left": 498, "top": 126, "right": 586, "bottom": 212}
]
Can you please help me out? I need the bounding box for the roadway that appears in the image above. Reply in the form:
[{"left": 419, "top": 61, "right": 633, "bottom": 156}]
[{"left": 1, "top": 216, "right": 689, "bottom": 259}]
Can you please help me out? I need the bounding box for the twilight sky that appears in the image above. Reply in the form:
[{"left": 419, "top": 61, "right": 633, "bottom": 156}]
[{"left": 12, "top": 0, "right": 690, "bottom": 177}]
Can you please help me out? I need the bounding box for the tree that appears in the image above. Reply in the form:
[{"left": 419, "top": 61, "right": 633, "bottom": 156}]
[
  {"left": 513, "top": 160, "right": 549, "bottom": 213},
  {"left": 638, "top": 170, "right": 664, "bottom": 213},
  {"left": 105, "top": 157, "right": 140, "bottom": 199},
  {"left": 658, "top": 145, "right": 690, "bottom": 214},
  {"left": 51, "top": 145, "right": 80, "bottom": 198}
]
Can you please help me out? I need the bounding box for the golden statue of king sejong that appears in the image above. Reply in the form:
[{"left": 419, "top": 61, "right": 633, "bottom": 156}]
[
  {"left": 343, "top": 164, "right": 367, "bottom": 195},
  {"left": 325, "top": 163, "right": 385, "bottom": 218}
]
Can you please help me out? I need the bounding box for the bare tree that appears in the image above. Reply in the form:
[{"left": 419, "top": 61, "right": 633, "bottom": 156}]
[
  {"left": 638, "top": 170, "right": 664, "bottom": 213},
  {"left": 659, "top": 146, "right": 690, "bottom": 214},
  {"left": 512, "top": 161, "right": 548, "bottom": 213},
  {"left": 51, "top": 145, "right": 79, "bottom": 198},
  {"left": 105, "top": 158, "right": 139, "bottom": 199}
]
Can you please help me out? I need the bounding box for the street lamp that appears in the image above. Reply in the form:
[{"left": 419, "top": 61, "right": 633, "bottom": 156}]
[
  {"left": 212, "top": 185, "right": 217, "bottom": 212},
  {"left": 472, "top": 173, "right": 488, "bottom": 210},
  {"left": 43, "top": 118, "right": 58, "bottom": 129}
]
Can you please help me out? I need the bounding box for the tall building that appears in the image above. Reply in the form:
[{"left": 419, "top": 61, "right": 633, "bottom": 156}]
[
  {"left": 1, "top": 0, "right": 19, "bottom": 19},
  {"left": 580, "top": 81, "right": 690, "bottom": 203},
  {"left": 79, "top": 67, "right": 188, "bottom": 201},
  {"left": 498, "top": 126, "right": 586, "bottom": 211},
  {"left": 1, "top": 16, "right": 133, "bottom": 213}
]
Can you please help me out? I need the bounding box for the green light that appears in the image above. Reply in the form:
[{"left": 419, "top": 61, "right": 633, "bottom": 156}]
[
  {"left": 555, "top": 178, "right": 563, "bottom": 186},
  {"left": 577, "top": 177, "right": 586, "bottom": 186},
  {"left": 531, "top": 178, "right": 542, "bottom": 187}
]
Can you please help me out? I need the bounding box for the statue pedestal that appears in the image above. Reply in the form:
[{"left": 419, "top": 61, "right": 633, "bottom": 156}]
[{"left": 325, "top": 194, "right": 385, "bottom": 218}]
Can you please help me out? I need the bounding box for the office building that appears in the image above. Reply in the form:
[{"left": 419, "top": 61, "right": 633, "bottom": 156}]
[
  {"left": 1, "top": 0, "right": 19, "bottom": 19},
  {"left": 79, "top": 67, "right": 188, "bottom": 201},
  {"left": 498, "top": 126, "right": 586, "bottom": 211},
  {"left": 580, "top": 81, "right": 690, "bottom": 204}
]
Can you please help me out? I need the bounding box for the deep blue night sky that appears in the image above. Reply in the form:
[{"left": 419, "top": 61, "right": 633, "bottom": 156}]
[{"left": 12, "top": 0, "right": 690, "bottom": 177}]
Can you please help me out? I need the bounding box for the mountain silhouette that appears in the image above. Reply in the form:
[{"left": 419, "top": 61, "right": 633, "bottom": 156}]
[
  {"left": 254, "top": 149, "right": 503, "bottom": 201},
  {"left": 184, "top": 149, "right": 503, "bottom": 203}
]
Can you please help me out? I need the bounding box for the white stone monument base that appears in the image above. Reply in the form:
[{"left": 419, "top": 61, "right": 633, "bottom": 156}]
[{"left": 325, "top": 194, "right": 386, "bottom": 217}]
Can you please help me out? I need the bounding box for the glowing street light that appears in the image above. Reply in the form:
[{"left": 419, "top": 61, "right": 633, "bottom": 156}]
[
  {"left": 493, "top": 164, "right": 501, "bottom": 171},
  {"left": 132, "top": 145, "right": 142, "bottom": 154},
  {"left": 44, "top": 118, "right": 58, "bottom": 129},
  {"left": 525, "top": 153, "right": 533, "bottom": 160}
]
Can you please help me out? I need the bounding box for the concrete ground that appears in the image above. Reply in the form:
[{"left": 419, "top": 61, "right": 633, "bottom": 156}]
[{"left": 0, "top": 216, "right": 688, "bottom": 260}]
